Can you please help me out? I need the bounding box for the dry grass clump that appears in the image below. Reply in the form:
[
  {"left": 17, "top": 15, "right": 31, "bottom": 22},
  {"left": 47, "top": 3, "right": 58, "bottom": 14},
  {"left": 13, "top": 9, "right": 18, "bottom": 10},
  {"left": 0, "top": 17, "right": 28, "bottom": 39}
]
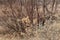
[{"left": 0, "top": 0, "right": 60, "bottom": 40}]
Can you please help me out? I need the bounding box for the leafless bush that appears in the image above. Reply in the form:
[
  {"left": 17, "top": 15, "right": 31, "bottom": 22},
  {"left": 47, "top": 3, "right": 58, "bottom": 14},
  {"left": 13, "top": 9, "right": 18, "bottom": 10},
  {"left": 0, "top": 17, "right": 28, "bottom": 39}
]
[{"left": 0, "top": 0, "right": 59, "bottom": 38}]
